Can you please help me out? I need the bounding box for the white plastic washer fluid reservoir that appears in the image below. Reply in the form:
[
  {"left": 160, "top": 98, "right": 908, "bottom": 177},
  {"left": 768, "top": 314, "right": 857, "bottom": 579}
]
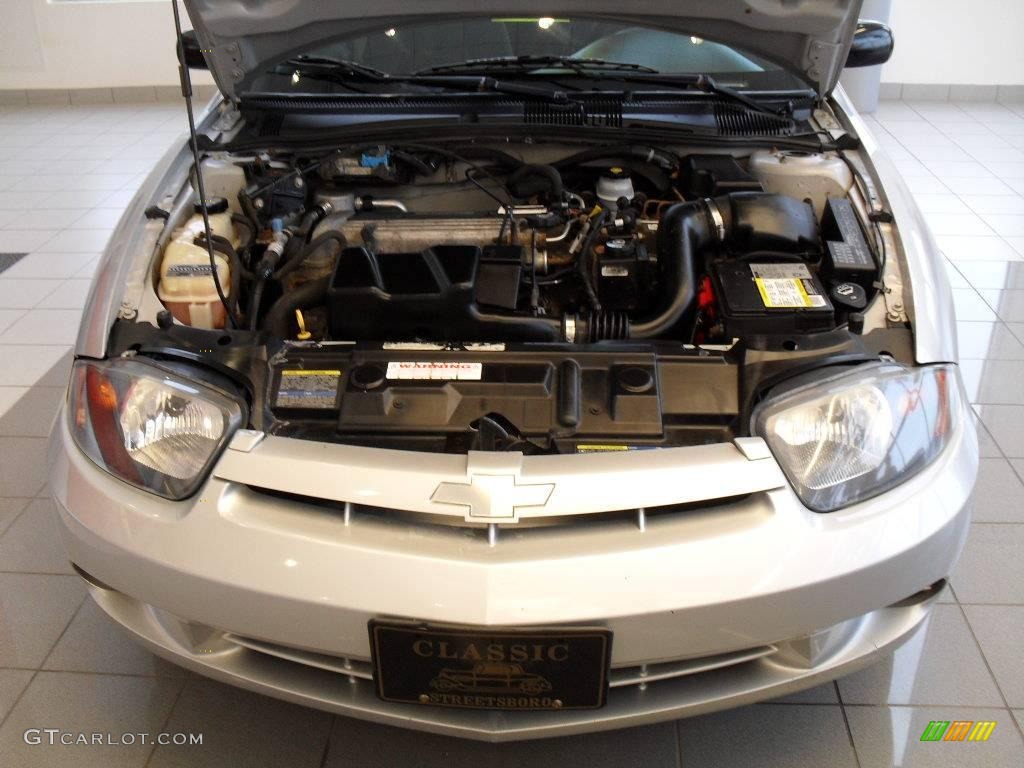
[{"left": 157, "top": 203, "right": 238, "bottom": 329}]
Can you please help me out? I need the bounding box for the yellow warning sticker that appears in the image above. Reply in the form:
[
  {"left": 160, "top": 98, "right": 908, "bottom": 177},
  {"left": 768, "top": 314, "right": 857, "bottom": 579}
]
[
  {"left": 575, "top": 444, "right": 633, "bottom": 453},
  {"left": 754, "top": 277, "right": 814, "bottom": 308},
  {"left": 281, "top": 369, "right": 342, "bottom": 376}
]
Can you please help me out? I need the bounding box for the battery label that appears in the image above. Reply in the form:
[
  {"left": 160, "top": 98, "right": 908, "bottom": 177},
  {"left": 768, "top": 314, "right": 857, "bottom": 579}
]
[
  {"left": 275, "top": 369, "right": 341, "bottom": 409},
  {"left": 750, "top": 264, "right": 827, "bottom": 309},
  {"left": 385, "top": 362, "right": 482, "bottom": 380}
]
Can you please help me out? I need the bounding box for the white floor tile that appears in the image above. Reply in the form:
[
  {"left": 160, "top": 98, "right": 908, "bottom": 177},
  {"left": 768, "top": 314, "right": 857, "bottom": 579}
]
[
  {"left": 958, "top": 194, "right": 1024, "bottom": 215},
  {"left": 42, "top": 279, "right": 92, "bottom": 309},
  {"left": 0, "top": 310, "right": 26, "bottom": 335},
  {"left": 1, "top": 252, "right": 101, "bottom": 279},
  {"left": 73, "top": 207, "right": 127, "bottom": 229},
  {"left": 36, "top": 229, "right": 112, "bottom": 252},
  {"left": 2, "top": 209, "right": 86, "bottom": 230},
  {"left": 952, "top": 176, "right": 1019, "bottom": 195},
  {"left": 921, "top": 160, "right": 995, "bottom": 179},
  {"left": 0, "top": 345, "right": 70, "bottom": 385},
  {"left": 922, "top": 212, "right": 996, "bottom": 236},
  {"left": 980, "top": 214, "right": 1024, "bottom": 237},
  {"left": 939, "top": 235, "right": 1024, "bottom": 262},
  {"left": 0, "top": 230, "right": 59, "bottom": 252},
  {"left": 0, "top": 279, "right": 62, "bottom": 309},
  {"left": 0, "top": 309, "right": 83, "bottom": 345}
]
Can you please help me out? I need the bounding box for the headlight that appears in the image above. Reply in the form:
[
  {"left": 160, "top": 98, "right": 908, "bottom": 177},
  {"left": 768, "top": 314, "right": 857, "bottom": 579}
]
[
  {"left": 69, "top": 358, "right": 242, "bottom": 499},
  {"left": 753, "top": 363, "right": 962, "bottom": 512}
]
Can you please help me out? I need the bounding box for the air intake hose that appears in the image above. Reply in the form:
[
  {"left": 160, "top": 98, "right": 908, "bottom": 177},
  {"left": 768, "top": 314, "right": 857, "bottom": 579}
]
[
  {"left": 628, "top": 198, "right": 718, "bottom": 339},
  {"left": 629, "top": 192, "right": 816, "bottom": 339}
]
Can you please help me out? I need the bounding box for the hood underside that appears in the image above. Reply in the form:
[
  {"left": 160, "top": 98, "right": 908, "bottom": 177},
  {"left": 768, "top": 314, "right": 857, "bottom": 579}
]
[{"left": 184, "top": 0, "right": 863, "bottom": 103}]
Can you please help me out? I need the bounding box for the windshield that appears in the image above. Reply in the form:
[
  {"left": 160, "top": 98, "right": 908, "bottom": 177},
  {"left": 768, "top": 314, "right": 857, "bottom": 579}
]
[{"left": 247, "top": 17, "right": 807, "bottom": 94}]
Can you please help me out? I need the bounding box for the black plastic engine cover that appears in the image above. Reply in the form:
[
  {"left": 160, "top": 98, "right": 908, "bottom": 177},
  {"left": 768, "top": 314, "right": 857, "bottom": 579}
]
[
  {"left": 338, "top": 350, "right": 663, "bottom": 437},
  {"left": 327, "top": 245, "right": 560, "bottom": 342}
]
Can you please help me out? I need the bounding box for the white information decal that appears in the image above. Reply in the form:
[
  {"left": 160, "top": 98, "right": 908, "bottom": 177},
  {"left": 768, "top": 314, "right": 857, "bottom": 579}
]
[{"left": 385, "top": 361, "right": 483, "bottom": 380}]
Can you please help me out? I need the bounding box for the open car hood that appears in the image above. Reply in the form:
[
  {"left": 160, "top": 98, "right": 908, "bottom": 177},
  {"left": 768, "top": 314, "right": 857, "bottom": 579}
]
[{"left": 184, "top": 0, "right": 863, "bottom": 103}]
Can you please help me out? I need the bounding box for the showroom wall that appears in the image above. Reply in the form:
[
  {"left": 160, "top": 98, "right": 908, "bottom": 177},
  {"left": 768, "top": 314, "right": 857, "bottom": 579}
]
[
  {"left": 884, "top": 0, "right": 1024, "bottom": 87},
  {"left": 0, "top": 0, "right": 1022, "bottom": 94},
  {"left": 0, "top": 0, "right": 212, "bottom": 90}
]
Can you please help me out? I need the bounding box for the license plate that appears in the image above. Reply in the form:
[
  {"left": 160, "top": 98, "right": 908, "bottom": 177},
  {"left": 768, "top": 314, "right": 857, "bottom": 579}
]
[{"left": 369, "top": 622, "right": 612, "bottom": 710}]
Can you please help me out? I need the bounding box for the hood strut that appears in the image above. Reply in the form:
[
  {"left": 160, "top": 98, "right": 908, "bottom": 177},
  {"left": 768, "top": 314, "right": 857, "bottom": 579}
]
[{"left": 172, "top": 0, "right": 237, "bottom": 329}]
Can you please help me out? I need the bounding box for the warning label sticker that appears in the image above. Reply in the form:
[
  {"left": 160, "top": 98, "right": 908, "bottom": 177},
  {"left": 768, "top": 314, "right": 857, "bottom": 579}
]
[
  {"left": 275, "top": 369, "right": 342, "bottom": 409},
  {"left": 385, "top": 362, "right": 483, "bottom": 380},
  {"left": 750, "top": 264, "right": 827, "bottom": 309}
]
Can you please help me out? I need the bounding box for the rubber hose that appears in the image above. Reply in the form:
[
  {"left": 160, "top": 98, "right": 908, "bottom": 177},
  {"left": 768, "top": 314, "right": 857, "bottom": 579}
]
[
  {"left": 552, "top": 145, "right": 676, "bottom": 171},
  {"left": 248, "top": 279, "right": 265, "bottom": 332},
  {"left": 263, "top": 277, "right": 329, "bottom": 337},
  {"left": 628, "top": 200, "right": 715, "bottom": 339}
]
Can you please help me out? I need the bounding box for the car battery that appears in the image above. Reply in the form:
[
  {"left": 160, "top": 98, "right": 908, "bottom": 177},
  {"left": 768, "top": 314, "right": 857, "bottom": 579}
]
[{"left": 712, "top": 261, "right": 835, "bottom": 335}]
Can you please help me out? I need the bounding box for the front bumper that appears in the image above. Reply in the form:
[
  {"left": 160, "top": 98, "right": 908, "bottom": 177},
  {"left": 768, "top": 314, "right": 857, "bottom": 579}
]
[{"left": 50, "top": 403, "right": 977, "bottom": 741}]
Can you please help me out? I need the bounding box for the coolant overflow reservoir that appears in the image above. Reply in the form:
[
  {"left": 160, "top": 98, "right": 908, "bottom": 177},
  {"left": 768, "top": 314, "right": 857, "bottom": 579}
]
[{"left": 157, "top": 198, "right": 237, "bottom": 329}]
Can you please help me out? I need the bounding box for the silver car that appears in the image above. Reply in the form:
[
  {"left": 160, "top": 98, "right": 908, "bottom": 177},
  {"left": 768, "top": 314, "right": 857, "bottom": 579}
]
[{"left": 50, "top": 0, "right": 977, "bottom": 742}]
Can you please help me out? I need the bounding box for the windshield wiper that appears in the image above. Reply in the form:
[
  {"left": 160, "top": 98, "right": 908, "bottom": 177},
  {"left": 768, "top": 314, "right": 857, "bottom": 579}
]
[
  {"left": 416, "top": 55, "right": 659, "bottom": 76},
  {"left": 275, "top": 57, "right": 579, "bottom": 102},
  {"left": 655, "top": 73, "right": 792, "bottom": 117},
  {"left": 277, "top": 55, "right": 390, "bottom": 82},
  {"left": 418, "top": 58, "right": 790, "bottom": 117}
]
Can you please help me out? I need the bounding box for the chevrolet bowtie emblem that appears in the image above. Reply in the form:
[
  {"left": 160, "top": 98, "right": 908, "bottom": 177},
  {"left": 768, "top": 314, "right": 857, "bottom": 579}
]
[{"left": 431, "top": 474, "right": 554, "bottom": 522}]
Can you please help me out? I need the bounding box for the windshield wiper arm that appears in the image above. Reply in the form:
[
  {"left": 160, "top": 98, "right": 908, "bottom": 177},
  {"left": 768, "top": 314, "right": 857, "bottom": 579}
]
[
  {"left": 274, "top": 57, "right": 579, "bottom": 102},
  {"left": 277, "top": 55, "right": 390, "bottom": 82},
  {"left": 624, "top": 73, "right": 792, "bottom": 117},
  {"left": 416, "top": 55, "right": 659, "bottom": 76}
]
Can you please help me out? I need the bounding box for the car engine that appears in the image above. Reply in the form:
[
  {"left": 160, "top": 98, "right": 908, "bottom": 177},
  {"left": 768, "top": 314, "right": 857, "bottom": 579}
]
[{"left": 147, "top": 141, "right": 888, "bottom": 452}]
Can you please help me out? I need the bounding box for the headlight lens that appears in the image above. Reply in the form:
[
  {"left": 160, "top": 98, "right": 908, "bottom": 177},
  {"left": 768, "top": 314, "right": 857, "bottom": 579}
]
[
  {"left": 754, "top": 363, "right": 962, "bottom": 512},
  {"left": 69, "top": 358, "right": 242, "bottom": 499}
]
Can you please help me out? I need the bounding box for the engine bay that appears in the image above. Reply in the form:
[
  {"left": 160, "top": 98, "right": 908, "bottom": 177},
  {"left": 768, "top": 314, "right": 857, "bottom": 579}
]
[{"left": 135, "top": 138, "right": 905, "bottom": 453}]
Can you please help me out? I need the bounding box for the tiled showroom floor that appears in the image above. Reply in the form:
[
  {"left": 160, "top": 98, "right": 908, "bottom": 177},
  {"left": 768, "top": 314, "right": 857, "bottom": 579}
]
[{"left": 1, "top": 97, "right": 1024, "bottom": 767}]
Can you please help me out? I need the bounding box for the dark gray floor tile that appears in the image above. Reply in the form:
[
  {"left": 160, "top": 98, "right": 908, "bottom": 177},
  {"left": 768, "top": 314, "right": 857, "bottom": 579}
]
[
  {"left": 836, "top": 604, "right": 1003, "bottom": 706},
  {"left": 971, "top": 458, "right": 1024, "bottom": 522},
  {"left": 0, "top": 497, "right": 74, "bottom": 573},
  {"left": 975, "top": 405, "right": 1024, "bottom": 457},
  {"left": 0, "top": 253, "right": 27, "bottom": 274},
  {"left": 0, "top": 671, "right": 182, "bottom": 768},
  {"left": 0, "top": 497, "right": 29, "bottom": 537},
  {"left": 148, "top": 679, "right": 331, "bottom": 768},
  {"left": 42, "top": 598, "right": 188, "bottom": 677},
  {"left": 322, "top": 715, "right": 679, "bottom": 768},
  {"left": 676, "top": 704, "right": 856, "bottom": 768},
  {"left": 0, "top": 573, "right": 84, "bottom": 667},
  {"left": 0, "top": 386, "right": 64, "bottom": 436},
  {"left": 846, "top": 706, "right": 1024, "bottom": 767},
  {"left": 0, "top": 437, "right": 50, "bottom": 497},
  {"left": 0, "top": 669, "right": 32, "bottom": 722},
  {"left": 953, "top": 524, "right": 1024, "bottom": 604},
  {"left": 963, "top": 605, "right": 1024, "bottom": 707}
]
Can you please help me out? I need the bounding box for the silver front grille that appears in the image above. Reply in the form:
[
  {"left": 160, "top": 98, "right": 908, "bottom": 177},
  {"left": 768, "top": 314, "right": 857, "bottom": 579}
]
[{"left": 223, "top": 632, "right": 777, "bottom": 693}]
